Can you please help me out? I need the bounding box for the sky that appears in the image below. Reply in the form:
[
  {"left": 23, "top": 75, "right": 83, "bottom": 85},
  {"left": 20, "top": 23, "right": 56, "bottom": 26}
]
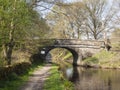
[{"left": 35, "top": 0, "right": 114, "bottom": 18}]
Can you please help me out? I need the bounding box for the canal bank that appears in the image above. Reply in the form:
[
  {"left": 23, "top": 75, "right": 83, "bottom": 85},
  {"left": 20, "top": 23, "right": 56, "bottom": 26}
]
[
  {"left": 58, "top": 61, "right": 120, "bottom": 90},
  {"left": 43, "top": 64, "right": 74, "bottom": 90},
  {"left": 55, "top": 49, "right": 120, "bottom": 90},
  {"left": 44, "top": 48, "right": 120, "bottom": 90},
  {"left": 81, "top": 50, "right": 120, "bottom": 69}
]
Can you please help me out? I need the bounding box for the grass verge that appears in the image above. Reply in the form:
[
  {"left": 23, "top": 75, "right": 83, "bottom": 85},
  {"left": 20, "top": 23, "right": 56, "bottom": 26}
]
[
  {"left": 83, "top": 50, "right": 120, "bottom": 69},
  {"left": 44, "top": 65, "right": 74, "bottom": 90},
  {"left": 0, "top": 63, "right": 44, "bottom": 90}
]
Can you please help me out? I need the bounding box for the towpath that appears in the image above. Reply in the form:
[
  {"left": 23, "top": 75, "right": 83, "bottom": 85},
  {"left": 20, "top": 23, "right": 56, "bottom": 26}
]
[{"left": 19, "top": 64, "right": 52, "bottom": 90}]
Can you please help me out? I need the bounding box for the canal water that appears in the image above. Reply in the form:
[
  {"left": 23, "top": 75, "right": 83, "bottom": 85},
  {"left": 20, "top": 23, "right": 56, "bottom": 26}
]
[{"left": 60, "top": 63, "right": 120, "bottom": 90}]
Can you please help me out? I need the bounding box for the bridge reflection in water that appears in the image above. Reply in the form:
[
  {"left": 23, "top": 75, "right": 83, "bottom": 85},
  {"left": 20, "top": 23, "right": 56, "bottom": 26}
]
[{"left": 60, "top": 63, "right": 120, "bottom": 90}]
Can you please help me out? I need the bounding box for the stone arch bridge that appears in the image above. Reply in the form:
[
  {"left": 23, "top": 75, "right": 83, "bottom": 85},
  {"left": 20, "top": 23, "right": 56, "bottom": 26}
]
[{"left": 39, "top": 39, "right": 105, "bottom": 65}]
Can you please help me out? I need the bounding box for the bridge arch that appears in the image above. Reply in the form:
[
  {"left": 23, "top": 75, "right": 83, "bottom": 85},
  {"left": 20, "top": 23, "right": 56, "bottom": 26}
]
[{"left": 40, "top": 46, "right": 79, "bottom": 65}]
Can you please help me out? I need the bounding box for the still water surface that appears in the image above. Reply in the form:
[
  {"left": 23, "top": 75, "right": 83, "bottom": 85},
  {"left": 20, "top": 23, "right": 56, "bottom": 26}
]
[{"left": 60, "top": 64, "right": 120, "bottom": 90}]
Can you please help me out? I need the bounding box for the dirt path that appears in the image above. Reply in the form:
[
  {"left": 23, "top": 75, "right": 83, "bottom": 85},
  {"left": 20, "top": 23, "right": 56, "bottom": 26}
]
[{"left": 19, "top": 64, "right": 52, "bottom": 90}]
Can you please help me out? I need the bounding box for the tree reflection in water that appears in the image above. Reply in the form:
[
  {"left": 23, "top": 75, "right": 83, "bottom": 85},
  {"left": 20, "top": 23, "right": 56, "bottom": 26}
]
[{"left": 61, "top": 65, "right": 120, "bottom": 90}]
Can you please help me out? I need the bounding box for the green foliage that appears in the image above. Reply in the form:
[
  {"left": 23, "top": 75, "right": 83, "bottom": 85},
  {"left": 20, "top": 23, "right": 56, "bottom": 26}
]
[
  {"left": 0, "top": 0, "right": 30, "bottom": 43},
  {"left": 84, "top": 57, "right": 98, "bottom": 64},
  {"left": 83, "top": 50, "right": 120, "bottom": 68},
  {"left": 0, "top": 62, "right": 32, "bottom": 80},
  {"left": 94, "top": 50, "right": 115, "bottom": 61},
  {"left": 7, "top": 72, "right": 19, "bottom": 81},
  {"left": 30, "top": 53, "right": 44, "bottom": 64},
  {"left": 64, "top": 79, "right": 74, "bottom": 90},
  {"left": 0, "top": 0, "right": 49, "bottom": 45},
  {"left": 0, "top": 0, "right": 33, "bottom": 65},
  {"left": 63, "top": 52, "right": 73, "bottom": 60},
  {"left": 0, "top": 58, "right": 6, "bottom": 67},
  {"left": 50, "top": 48, "right": 73, "bottom": 64},
  {"left": 44, "top": 66, "right": 64, "bottom": 90},
  {"left": 44, "top": 66, "right": 73, "bottom": 90},
  {"left": 0, "top": 0, "right": 50, "bottom": 65},
  {"left": 0, "top": 63, "right": 44, "bottom": 90}
]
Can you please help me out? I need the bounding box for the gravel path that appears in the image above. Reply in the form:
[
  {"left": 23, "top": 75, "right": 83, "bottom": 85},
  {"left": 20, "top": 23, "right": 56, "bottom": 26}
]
[{"left": 19, "top": 64, "right": 52, "bottom": 90}]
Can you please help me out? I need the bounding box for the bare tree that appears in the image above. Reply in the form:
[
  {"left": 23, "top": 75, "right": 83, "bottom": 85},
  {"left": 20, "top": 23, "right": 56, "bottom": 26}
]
[
  {"left": 46, "top": 5, "right": 71, "bottom": 39},
  {"left": 50, "top": 0, "right": 117, "bottom": 40},
  {"left": 113, "top": 0, "right": 120, "bottom": 27},
  {"left": 46, "top": 2, "right": 86, "bottom": 39},
  {"left": 81, "top": 0, "right": 116, "bottom": 40},
  {"left": 43, "top": 0, "right": 117, "bottom": 40},
  {"left": 62, "top": 2, "right": 86, "bottom": 39}
]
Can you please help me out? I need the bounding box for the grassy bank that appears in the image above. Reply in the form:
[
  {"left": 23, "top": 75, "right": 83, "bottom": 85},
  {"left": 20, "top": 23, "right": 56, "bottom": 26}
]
[
  {"left": 0, "top": 63, "right": 44, "bottom": 90},
  {"left": 82, "top": 50, "right": 120, "bottom": 69},
  {"left": 44, "top": 65, "right": 74, "bottom": 90}
]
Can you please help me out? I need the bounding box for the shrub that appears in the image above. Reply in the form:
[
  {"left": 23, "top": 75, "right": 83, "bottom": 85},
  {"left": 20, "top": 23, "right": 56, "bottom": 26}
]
[
  {"left": 30, "top": 54, "right": 44, "bottom": 64},
  {"left": 13, "top": 62, "right": 31, "bottom": 75},
  {"left": 0, "top": 62, "right": 31, "bottom": 80},
  {"left": 7, "top": 72, "right": 19, "bottom": 80}
]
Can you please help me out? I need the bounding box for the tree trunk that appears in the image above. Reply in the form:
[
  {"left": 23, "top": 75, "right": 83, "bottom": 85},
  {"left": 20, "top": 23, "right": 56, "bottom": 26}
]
[
  {"left": 3, "top": 40, "right": 14, "bottom": 65},
  {"left": 5, "top": 14, "right": 15, "bottom": 65},
  {"left": 93, "top": 32, "right": 97, "bottom": 40},
  {"left": 6, "top": 42, "right": 14, "bottom": 65},
  {"left": 6, "top": 0, "right": 16, "bottom": 65}
]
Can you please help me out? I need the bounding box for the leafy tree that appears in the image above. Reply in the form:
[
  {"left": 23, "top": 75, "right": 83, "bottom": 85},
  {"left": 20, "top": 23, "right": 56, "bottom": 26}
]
[
  {"left": 0, "top": 0, "right": 49, "bottom": 65},
  {"left": 0, "top": 0, "right": 31, "bottom": 65}
]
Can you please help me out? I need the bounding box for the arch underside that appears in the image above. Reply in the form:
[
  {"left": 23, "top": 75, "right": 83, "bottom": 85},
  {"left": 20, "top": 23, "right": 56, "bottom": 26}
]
[{"left": 42, "top": 46, "right": 79, "bottom": 65}]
